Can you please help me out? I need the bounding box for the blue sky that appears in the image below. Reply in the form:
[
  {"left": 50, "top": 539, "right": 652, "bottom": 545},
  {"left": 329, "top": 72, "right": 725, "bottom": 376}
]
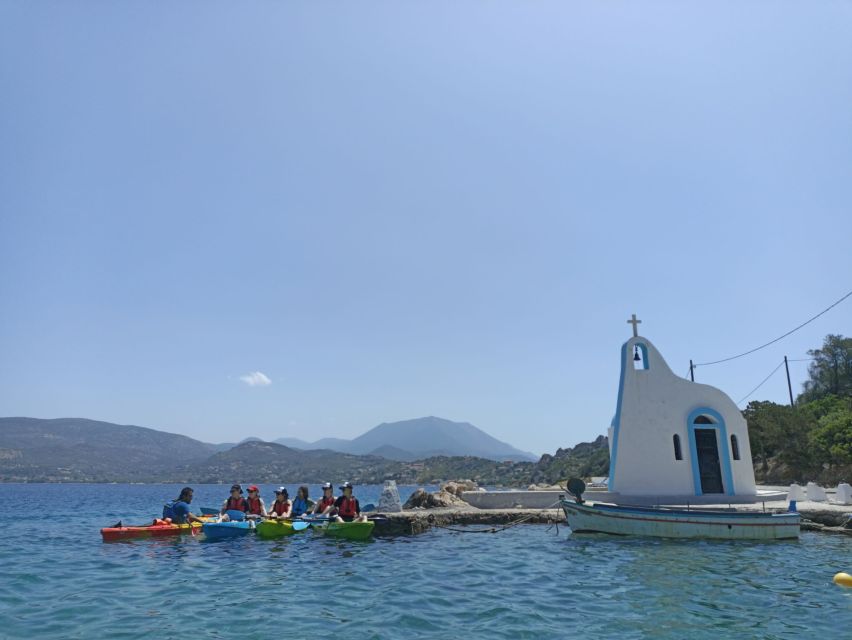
[{"left": 1, "top": 1, "right": 850, "bottom": 455}]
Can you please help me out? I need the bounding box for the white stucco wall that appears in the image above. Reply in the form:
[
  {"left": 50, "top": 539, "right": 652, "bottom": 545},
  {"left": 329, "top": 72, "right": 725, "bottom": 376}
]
[{"left": 609, "top": 336, "right": 756, "bottom": 497}]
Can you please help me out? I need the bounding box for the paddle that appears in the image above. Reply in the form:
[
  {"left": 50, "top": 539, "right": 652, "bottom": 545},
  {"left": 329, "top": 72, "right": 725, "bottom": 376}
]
[
  {"left": 225, "top": 509, "right": 246, "bottom": 521},
  {"left": 361, "top": 503, "right": 376, "bottom": 512},
  {"left": 367, "top": 515, "right": 388, "bottom": 522},
  {"left": 292, "top": 521, "right": 311, "bottom": 531}
]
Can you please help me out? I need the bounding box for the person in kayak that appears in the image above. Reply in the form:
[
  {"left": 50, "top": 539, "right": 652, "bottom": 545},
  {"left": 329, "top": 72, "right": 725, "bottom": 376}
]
[
  {"left": 333, "top": 482, "right": 368, "bottom": 523},
  {"left": 221, "top": 484, "right": 247, "bottom": 516},
  {"left": 291, "top": 485, "right": 311, "bottom": 517},
  {"left": 268, "top": 487, "right": 292, "bottom": 519},
  {"left": 169, "top": 487, "right": 205, "bottom": 525},
  {"left": 311, "top": 482, "right": 336, "bottom": 516},
  {"left": 244, "top": 485, "right": 267, "bottom": 518}
]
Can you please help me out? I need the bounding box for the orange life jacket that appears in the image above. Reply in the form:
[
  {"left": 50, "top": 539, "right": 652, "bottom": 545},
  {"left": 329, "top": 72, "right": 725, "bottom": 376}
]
[
  {"left": 338, "top": 496, "right": 358, "bottom": 519},
  {"left": 225, "top": 496, "right": 247, "bottom": 512},
  {"left": 246, "top": 496, "right": 263, "bottom": 515},
  {"left": 270, "top": 500, "right": 290, "bottom": 517}
]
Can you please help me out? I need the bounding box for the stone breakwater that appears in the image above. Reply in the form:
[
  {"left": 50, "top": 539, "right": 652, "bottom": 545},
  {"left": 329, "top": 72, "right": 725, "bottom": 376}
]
[{"left": 371, "top": 507, "right": 564, "bottom": 536}]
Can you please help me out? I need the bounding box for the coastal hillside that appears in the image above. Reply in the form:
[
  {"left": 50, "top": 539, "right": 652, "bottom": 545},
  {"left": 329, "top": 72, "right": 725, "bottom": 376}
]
[
  {"left": 0, "top": 416, "right": 608, "bottom": 485},
  {"left": 274, "top": 416, "right": 537, "bottom": 462},
  {"left": 528, "top": 435, "right": 611, "bottom": 485},
  {"left": 175, "top": 441, "right": 404, "bottom": 484},
  {"left": 0, "top": 417, "right": 216, "bottom": 482},
  {"left": 175, "top": 439, "right": 609, "bottom": 486}
]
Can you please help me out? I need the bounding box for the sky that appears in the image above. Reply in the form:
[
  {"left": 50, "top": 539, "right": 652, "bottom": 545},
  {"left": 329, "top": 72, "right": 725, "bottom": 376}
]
[{"left": 1, "top": 1, "right": 850, "bottom": 455}]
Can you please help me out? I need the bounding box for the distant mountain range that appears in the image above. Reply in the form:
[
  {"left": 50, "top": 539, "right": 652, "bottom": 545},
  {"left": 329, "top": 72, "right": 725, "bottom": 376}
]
[
  {"left": 270, "top": 417, "right": 537, "bottom": 462},
  {"left": 0, "top": 416, "right": 602, "bottom": 485},
  {"left": 0, "top": 417, "right": 216, "bottom": 482}
]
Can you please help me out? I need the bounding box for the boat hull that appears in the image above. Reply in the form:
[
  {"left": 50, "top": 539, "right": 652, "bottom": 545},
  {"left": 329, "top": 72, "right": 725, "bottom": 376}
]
[
  {"left": 312, "top": 521, "right": 375, "bottom": 540},
  {"left": 101, "top": 521, "right": 204, "bottom": 542},
  {"left": 256, "top": 520, "right": 298, "bottom": 539},
  {"left": 202, "top": 521, "right": 254, "bottom": 539},
  {"left": 561, "top": 500, "right": 800, "bottom": 540}
]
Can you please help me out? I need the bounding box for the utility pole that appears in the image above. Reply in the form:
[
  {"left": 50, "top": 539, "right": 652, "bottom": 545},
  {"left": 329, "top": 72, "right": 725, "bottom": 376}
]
[
  {"left": 784, "top": 355, "right": 794, "bottom": 406},
  {"left": 689, "top": 359, "right": 695, "bottom": 382}
]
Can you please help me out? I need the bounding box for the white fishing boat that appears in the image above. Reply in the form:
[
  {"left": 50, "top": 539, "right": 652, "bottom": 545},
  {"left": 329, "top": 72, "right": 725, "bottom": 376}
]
[
  {"left": 560, "top": 478, "right": 800, "bottom": 540},
  {"left": 561, "top": 498, "right": 800, "bottom": 540}
]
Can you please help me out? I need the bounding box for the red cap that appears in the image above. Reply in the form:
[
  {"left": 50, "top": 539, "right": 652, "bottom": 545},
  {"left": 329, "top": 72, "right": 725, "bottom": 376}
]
[{"left": 248, "top": 485, "right": 259, "bottom": 492}]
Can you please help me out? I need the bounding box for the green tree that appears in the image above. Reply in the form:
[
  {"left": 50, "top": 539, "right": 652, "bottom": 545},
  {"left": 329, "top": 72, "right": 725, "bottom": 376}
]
[
  {"left": 810, "top": 408, "right": 852, "bottom": 467},
  {"left": 743, "top": 401, "right": 801, "bottom": 471},
  {"left": 799, "top": 334, "right": 852, "bottom": 403}
]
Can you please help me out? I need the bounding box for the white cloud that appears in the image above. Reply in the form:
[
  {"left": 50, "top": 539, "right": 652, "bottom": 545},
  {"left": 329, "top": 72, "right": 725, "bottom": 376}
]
[{"left": 239, "top": 371, "right": 272, "bottom": 387}]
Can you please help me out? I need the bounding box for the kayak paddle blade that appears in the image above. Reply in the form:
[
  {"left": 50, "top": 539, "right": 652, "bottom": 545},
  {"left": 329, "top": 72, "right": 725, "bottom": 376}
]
[{"left": 292, "top": 521, "right": 310, "bottom": 531}]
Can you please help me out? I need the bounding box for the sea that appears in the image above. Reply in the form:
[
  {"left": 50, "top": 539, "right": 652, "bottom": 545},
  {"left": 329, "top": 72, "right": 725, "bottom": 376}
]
[{"left": 0, "top": 483, "right": 850, "bottom": 639}]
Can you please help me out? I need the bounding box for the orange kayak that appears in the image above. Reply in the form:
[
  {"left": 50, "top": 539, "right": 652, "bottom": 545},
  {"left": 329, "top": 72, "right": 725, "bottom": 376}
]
[{"left": 101, "top": 518, "right": 209, "bottom": 542}]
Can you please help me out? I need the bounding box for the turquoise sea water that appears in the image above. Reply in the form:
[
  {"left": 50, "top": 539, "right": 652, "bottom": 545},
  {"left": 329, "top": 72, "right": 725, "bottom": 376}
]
[{"left": 1, "top": 483, "right": 851, "bottom": 639}]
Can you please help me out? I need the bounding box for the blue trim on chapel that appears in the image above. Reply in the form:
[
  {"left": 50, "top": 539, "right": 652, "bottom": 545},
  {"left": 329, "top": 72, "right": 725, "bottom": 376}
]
[{"left": 608, "top": 341, "right": 629, "bottom": 491}]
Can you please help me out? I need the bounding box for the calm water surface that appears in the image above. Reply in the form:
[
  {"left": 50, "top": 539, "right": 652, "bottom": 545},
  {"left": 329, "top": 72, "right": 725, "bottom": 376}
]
[{"left": 0, "top": 483, "right": 850, "bottom": 639}]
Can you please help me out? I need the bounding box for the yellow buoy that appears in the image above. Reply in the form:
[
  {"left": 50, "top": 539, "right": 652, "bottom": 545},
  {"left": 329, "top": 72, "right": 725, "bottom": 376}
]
[{"left": 833, "top": 572, "right": 852, "bottom": 587}]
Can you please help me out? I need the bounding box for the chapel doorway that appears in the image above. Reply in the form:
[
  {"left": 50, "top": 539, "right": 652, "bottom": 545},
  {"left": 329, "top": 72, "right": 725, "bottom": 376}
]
[{"left": 694, "top": 428, "right": 724, "bottom": 494}]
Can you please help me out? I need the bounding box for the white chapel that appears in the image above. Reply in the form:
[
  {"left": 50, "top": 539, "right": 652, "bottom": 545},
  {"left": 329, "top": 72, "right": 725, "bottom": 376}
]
[{"left": 607, "top": 315, "right": 757, "bottom": 501}]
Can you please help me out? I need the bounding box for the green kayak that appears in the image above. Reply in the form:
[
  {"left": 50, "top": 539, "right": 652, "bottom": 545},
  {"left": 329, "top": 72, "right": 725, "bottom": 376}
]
[
  {"left": 312, "top": 520, "right": 375, "bottom": 541},
  {"left": 256, "top": 520, "right": 298, "bottom": 539}
]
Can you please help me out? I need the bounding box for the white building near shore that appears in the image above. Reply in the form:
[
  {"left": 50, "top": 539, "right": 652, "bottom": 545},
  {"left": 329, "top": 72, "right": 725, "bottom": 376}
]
[
  {"left": 608, "top": 316, "right": 757, "bottom": 499},
  {"left": 462, "top": 317, "right": 770, "bottom": 509}
]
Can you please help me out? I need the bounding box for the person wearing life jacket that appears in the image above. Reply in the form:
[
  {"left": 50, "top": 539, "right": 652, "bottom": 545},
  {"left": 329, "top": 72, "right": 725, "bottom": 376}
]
[
  {"left": 291, "top": 485, "right": 311, "bottom": 517},
  {"left": 311, "top": 482, "right": 337, "bottom": 516},
  {"left": 244, "top": 485, "right": 267, "bottom": 519},
  {"left": 221, "top": 484, "right": 248, "bottom": 517},
  {"left": 268, "top": 487, "right": 292, "bottom": 519},
  {"left": 165, "top": 487, "right": 204, "bottom": 525},
  {"left": 333, "top": 482, "right": 368, "bottom": 523}
]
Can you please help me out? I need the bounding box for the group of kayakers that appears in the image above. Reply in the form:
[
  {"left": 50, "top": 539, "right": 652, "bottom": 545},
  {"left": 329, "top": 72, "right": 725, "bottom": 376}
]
[{"left": 167, "top": 482, "right": 368, "bottom": 525}]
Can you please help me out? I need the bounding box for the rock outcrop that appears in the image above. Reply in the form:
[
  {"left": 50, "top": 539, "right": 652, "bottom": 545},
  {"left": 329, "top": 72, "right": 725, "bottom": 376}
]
[
  {"left": 440, "top": 479, "right": 479, "bottom": 497},
  {"left": 403, "top": 488, "right": 467, "bottom": 509}
]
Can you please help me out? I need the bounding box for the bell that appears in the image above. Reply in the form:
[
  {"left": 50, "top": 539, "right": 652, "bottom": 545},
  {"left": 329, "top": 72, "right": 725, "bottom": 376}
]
[{"left": 633, "top": 346, "right": 641, "bottom": 362}]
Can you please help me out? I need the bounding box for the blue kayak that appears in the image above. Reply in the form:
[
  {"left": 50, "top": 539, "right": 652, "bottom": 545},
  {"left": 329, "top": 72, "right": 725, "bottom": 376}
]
[{"left": 202, "top": 520, "right": 254, "bottom": 539}]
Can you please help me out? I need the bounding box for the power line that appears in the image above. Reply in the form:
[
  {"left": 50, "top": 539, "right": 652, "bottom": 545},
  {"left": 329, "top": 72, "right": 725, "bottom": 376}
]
[
  {"left": 737, "top": 360, "right": 785, "bottom": 406},
  {"left": 695, "top": 288, "right": 852, "bottom": 367}
]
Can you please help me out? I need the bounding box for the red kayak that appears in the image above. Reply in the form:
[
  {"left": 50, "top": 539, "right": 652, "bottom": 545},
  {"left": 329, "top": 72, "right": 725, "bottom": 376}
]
[{"left": 101, "top": 518, "right": 210, "bottom": 542}]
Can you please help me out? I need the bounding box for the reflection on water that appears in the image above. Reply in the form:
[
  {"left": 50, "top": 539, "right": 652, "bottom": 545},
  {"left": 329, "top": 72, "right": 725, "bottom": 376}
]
[{"left": 0, "top": 483, "right": 850, "bottom": 639}]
